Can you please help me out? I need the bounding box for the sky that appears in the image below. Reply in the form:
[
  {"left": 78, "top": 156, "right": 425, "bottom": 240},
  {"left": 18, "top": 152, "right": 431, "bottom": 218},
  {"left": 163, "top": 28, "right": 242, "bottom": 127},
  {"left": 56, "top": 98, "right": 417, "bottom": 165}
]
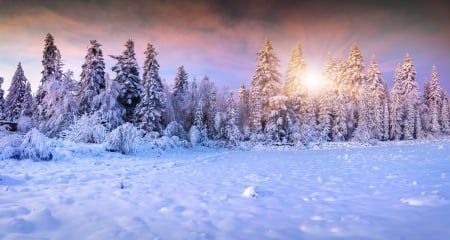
[{"left": 0, "top": 0, "right": 450, "bottom": 94}]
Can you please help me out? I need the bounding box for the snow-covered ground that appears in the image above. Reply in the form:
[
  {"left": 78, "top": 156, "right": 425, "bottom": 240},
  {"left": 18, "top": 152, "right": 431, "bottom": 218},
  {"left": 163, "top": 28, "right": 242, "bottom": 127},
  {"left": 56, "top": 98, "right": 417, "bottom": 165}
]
[{"left": 1, "top": 140, "right": 450, "bottom": 239}]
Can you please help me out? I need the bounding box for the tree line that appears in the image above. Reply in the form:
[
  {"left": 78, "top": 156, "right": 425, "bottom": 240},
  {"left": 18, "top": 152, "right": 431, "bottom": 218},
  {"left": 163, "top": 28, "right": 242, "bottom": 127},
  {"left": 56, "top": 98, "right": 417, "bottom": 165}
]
[{"left": 0, "top": 33, "right": 448, "bottom": 148}]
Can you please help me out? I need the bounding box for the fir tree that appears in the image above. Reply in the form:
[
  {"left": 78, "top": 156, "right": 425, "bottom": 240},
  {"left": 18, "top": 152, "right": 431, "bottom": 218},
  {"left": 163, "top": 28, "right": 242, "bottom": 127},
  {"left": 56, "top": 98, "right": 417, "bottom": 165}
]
[
  {"left": 366, "top": 55, "right": 389, "bottom": 140},
  {"left": 237, "top": 83, "right": 250, "bottom": 133},
  {"left": 4, "top": 63, "right": 29, "bottom": 121},
  {"left": 135, "top": 43, "right": 167, "bottom": 134},
  {"left": 390, "top": 64, "right": 403, "bottom": 140},
  {"left": 198, "top": 76, "right": 217, "bottom": 139},
  {"left": 0, "top": 77, "right": 5, "bottom": 120},
  {"left": 111, "top": 39, "right": 142, "bottom": 122},
  {"left": 284, "top": 42, "right": 306, "bottom": 98},
  {"left": 34, "top": 33, "right": 63, "bottom": 123},
  {"left": 345, "top": 43, "right": 366, "bottom": 136},
  {"left": 441, "top": 97, "right": 450, "bottom": 134},
  {"left": 224, "top": 91, "right": 241, "bottom": 147},
  {"left": 78, "top": 40, "right": 106, "bottom": 115},
  {"left": 172, "top": 65, "right": 190, "bottom": 130},
  {"left": 428, "top": 66, "right": 442, "bottom": 135},
  {"left": 249, "top": 39, "right": 282, "bottom": 135},
  {"left": 400, "top": 53, "right": 421, "bottom": 139}
]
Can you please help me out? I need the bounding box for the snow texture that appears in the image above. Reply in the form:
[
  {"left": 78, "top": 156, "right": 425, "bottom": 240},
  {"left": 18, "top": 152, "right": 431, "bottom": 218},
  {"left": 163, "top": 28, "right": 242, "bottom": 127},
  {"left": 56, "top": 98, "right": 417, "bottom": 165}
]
[{"left": 1, "top": 139, "right": 450, "bottom": 239}]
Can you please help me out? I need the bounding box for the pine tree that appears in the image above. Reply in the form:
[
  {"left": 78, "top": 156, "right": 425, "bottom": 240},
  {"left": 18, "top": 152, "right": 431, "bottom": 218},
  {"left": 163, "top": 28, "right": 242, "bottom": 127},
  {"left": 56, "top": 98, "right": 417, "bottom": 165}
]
[
  {"left": 172, "top": 65, "right": 190, "bottom": 130},
  {"left": 0, "top": 77, "right": 5, "bottom": 120},
  {"left": 78, "top": 40, "right": 106, "bottom": 116},
  {"left": 249, "top": 39, "right": 282, "bottom": 135},
  {"left": 4, "top": 63, "right": 29, "bottom": 121},
  {"left": 441, "top": 97, "right": 450, "bottom": 134},
  {"left": 199, "top": 76, "right": 217, "bottom": 139},
  {"left": 237, "top": 83, "right": 250, "bottom": 133},
  {"left": 284, "top": 42, "right": 306, "bottom": 98},
  {"left": 111, "top": 39, "right": 142, "bottom": 122},
  {"left": 332, "top": 91, "right": 348, "bottom": 142},
  {"left": 316, "top": 92, "right": 331, "bottom": 142},
  {"left": 390, "top": 64, "right": 403, "bottom": 140},
  {"left": 22, "top": 81, "right": 33, "bottom": 118},
  {"left": 366, "top": 55, "right": 389, "bottom": 140},
  {"left": 224, "top": 91, "right": 241, "bottom": 147},
  {"left": 345, "top": 43, "right": 366, "bottom": 136},
  {"left": 400, "top": 53, "right": 421, "bottom": 139},
  {"left": 34, "top": 33, "right": 63, "bottom": 123},
  {"left": 428, "top": 66, "right": 442, "bottom": 135},
  {"left": 33, "top": 33, "right": 76, "bottom": 136},
  {"left": 134, "top": 43, "right": 167, "bottom": 134}
]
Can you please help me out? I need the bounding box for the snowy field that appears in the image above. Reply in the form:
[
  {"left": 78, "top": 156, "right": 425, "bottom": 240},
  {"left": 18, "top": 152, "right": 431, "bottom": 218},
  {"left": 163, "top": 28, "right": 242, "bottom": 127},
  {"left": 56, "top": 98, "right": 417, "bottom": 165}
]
[{"left": 1, "top": 141, "right": 450, "bottom": 240}]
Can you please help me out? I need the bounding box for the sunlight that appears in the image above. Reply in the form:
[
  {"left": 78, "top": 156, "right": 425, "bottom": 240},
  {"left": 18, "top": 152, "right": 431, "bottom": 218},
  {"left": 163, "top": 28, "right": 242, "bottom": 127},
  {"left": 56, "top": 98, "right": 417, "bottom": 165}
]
[{"left": 303, "top": 66, "right": 325, "bottom": 95}]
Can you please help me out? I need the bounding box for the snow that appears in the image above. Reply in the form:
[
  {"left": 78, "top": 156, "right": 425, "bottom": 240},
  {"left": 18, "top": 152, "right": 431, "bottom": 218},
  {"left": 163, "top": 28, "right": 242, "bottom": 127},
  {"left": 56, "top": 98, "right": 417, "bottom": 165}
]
[{"left": 1, "top": 140, "right": 450, "bottom": 239}]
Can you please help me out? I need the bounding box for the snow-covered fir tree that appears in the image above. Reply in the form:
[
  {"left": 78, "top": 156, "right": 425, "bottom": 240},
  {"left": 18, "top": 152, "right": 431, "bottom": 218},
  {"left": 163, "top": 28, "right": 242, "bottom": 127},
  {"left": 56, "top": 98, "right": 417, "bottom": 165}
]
[
  {"left": 4, "top": 63, "right": 30, "bottom": 121},
  {"left": 345, "top": 43, "right": 366, "bottom": 136},
  {"left": 224, "top": 91, "right": 241, "bottom": 147},
  {"left": 0, "top": 77, "right": 5, "bottom": 120},
  {"left": 237, "top": 83, "right": 250, "bottom": 135},
  {"left": 353, "top": 83, "right": 372, "bottom": 143},
  {"left": 390, "top": 64, "right": 403, "bottom": 140},
  {"left": 92, "top": 73, "right": 125, "bottom": 131},
  {"left": 441, "top": 97, "right": 450, "bottom": 134},
  {"left": 171, "top": 65, "right": 191, "bottom": 130},
  {"left": 400, "top": 53, "right": 421, "bottom": 140},
  {"left": 316, "top": 90, "right": 332, "bottom": 143},
  {"left": 331, "top": 91, "right": 348, "bottom": 142},
  {"left": 284, "top": 41, "right": 306, "bottom": 98},
  {"left": 427, "top": 66, "right": 442, "bottom": 135},
  {"left": 110, "top": 39, "right": 142, "bottom": 122},
  {"left": 134, "top": 43, "right": 167, "bottom": 135},
  {"left": 33, "top": 33, "right": 76, "bottom": 136},
  {"left": 366, "top": 55, "right": 389, "bottom": 140},
  {"left": 189, "top": 100, "right": 207, "bottom": 145},
  {"left": 199, "top": 76, "right": 217, "bottom": 139},
  {"left": 78, "top": 40, "right": 106, "bottom": 116},
  {"left": 34, "top": 33, "right": 63, "bottom": 123},
  {"left": 249, "top": 39, "right": 282, "bottom": 136}
]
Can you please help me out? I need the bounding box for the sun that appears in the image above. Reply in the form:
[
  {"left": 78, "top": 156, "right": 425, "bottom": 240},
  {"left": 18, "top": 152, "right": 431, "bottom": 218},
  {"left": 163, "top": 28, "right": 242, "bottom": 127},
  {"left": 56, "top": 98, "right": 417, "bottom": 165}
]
[{"left": 303, "top": 66, "right": 325, "bottom": 95}]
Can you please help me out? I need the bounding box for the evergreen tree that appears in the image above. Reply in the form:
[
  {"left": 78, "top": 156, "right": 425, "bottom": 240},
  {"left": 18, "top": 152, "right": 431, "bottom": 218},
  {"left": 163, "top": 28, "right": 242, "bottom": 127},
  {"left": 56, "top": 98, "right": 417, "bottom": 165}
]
[
  {"left": 400, "top": 53, "right": 421, "bottom": 139},
  {"left": 316, "top": 92, "right": 331, "bottom": 142},
  {"left": 224, "top": 91, "right": 241, "bottom": 147},
  {"left": 345, "top": 43, "right": 366, "bottom": 136},
  {"left": 134, "top": 43, "right": 167, "bottom": 134},
  {"left": 332, "top": 91, "right": 348, "bottom": 142},
  {"left": 428, "top": 66, "right": 442, "bottom": 135},
  {"left": 237, "top": 83, "right": 250, "bottom": 133},
  {"left": 366, "top": 55, "right": 389, "bottom": 140},
  {"left": 4, "top": 63, "right": 29, "bottom": 121},
  {"left": 33, "top": 33, "right": 76, "bottom": 136},
  {"left": 78, "top": 40, "right": 106, "bottom": 115},
  {"left": 34, "top": 33, "right": 63, "bottom": 123},
  {"left": 22, "top": 82, "right": 33, "bottom": 118},
  {"left": 172, "top": 65, "right": 190, "bottom": 130},
  {"left": 110, "top": 39, "right": 142, "bottom": 122},
  {"left": 390, "top": 64, "right": 403, "bottom": 140},
  {"left": 441, "top": 97, "right": 450, "bottom": 134},
  {"left": 249, "top": 39, "right": 282, "bottom": 135},
  {"left": 284, "top": 41, "right": 306, "bottom": 98},
  {"left": 0, "top": 77, "right": 4, "bottom": 120},
  {"left": 199, "top": 76, "right": 217, "bottom": 139}
]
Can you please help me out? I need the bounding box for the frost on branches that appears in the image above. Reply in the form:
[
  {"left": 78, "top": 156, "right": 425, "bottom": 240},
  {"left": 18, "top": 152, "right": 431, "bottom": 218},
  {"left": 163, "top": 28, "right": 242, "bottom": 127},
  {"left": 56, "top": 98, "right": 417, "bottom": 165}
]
[
  {"left": 78, "top": 40, "right": 106, "bottom": 116},
  {"left": 134, "top": 43, "right": 167, "bottom": 135},
  {"left": 106, "top": 123, "right": 141, "bottom": 154},
  {"left": 0, "top": 77, "right": 5, "bottom": 120},
  {"left": 4, "top": 63, "right": 33, "bottom": 123},
  {"left": 110, "top": 39, "right": 142, "bottom": 123}
]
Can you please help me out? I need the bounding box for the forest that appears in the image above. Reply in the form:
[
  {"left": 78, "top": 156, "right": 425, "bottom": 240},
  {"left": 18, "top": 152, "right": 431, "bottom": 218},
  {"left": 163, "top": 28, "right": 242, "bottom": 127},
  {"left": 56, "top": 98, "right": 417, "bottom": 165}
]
[{"left": 0, "top": 33, "right": 448, "bottom": 154}]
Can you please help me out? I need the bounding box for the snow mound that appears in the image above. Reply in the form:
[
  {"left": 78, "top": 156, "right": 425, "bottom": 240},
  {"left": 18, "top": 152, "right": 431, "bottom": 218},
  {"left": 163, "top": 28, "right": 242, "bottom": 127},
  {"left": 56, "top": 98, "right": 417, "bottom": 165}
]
[
  {"left": 401, "top": 195, "right": 449, "bottom": 207},
  {"left": 242, "top": 186, "right": 258, "bottom": 198}
]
